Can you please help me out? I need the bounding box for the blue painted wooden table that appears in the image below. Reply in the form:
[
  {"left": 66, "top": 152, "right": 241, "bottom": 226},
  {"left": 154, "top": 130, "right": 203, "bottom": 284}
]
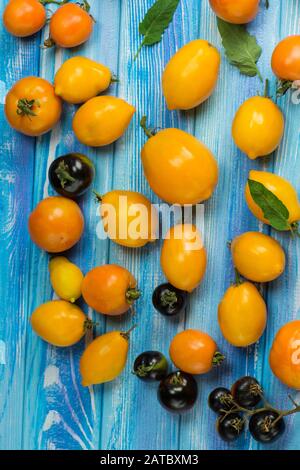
[{"left": 0, "top": 0, "right": 300, "bottom": 451}]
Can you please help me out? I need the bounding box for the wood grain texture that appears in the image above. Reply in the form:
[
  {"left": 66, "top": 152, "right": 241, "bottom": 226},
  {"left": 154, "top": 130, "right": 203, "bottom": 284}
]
[{"left": 0, "top": 0, "right": 299, "bottom": 450}]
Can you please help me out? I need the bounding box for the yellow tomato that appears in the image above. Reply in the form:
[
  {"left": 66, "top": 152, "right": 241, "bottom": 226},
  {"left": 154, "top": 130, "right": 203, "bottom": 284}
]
[
  {"left": 231, "top": 232, "right": 286, "bottom": 282},
  {"left": 162, "top": 39, "right": 220, "bottom": 110},
  {"left": 141, "top": 128, "right": 218, "bottom": 205},
  {"left": 80, "top": 330, "right": 131, "bottom": 386},
  {"left": 31, "top": 300, "right": 90, "bottom": 347},
  {"left": 232, "top": 96, "right": 284, "bottom": 159},
  {"left": 54, "top": 56, "right": 112, "bottom": 104},
  {"left": 218, "top": 282, "right": 267, "bottom": 347},
  {"left": 49, "top": 256, "right": 84, "bottom": 302},
  {"left": 245, "top": 170, "right": 300, "bottom": 228},
  {"left": 161, "top": 224, "right": 207, "bottom": 292},
  {"left": 73, "top": 96, "right": 135, "bottom": 147},
  {"left": 97, "top": 190, "right": 157, "bottom": 248}
]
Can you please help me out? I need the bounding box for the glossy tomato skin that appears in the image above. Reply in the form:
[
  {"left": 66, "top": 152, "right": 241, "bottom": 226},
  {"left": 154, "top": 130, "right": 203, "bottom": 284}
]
[
  {"left": 158, "top": 371, "right": 198, "bottom": 413},
  {"left": 162, "top": 39, "right": 220, "bottom": 110},
  {"left": 28, "top": 196, "right": 84, "bottom": 253},
  {"left": 49, "top": 3, "right": 93, "bottom": 48},
  {"left": 133, "top": 351, "right": 169, "bottom": 382},
  {"left": 209, "top": 0, "right": 259, "bottom": 24},
  {"left": 271, "top": 35, "right": 300, "bottom": 81},
  {"left": 269, "top": 320, "right": 300, "bottom": 389},
  {"left": 208, "top": 388, "right": 234, "bottom": 413},
  {"left": 169, "top": 329, "right": 218, "bottom": 375},
  {"left": 141, "top": 128, "right": 218, "bottom": 205},
  {"left": 231, "top": 377, "right": 262, "bottom": 409},
  {"left": 152, "top": 283, "right": 187, "bottom": 316},
  {"left": 5, "top": 77, "right": 62, "bottom": 136},
  {"left": 82, "top": 264, "right": 139, "bottom": 316},
  {"left": 3, "top": 0, "right": 46, "bottom": 37},
  {"left": 217, "top": 413, "right": 245, "bottom": 442},
  {"left": 161, "top": 224, "right": 207, "bottom": 292},
  {"left": 249, "top": 410, "right": 285, "bottom": 444}
]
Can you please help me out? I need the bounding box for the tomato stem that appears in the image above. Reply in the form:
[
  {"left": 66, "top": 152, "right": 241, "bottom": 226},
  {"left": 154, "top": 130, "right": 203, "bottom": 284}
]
[
  {"left": 121, "top": 324, "right": 138, "bottom": 341},
  {"left": 140, "top": 115, "right": 156, "bottom": 139},
  {"left": 212, "top": 351, "right": 225, "bottom": 367},
  {"left": 17, "top": 99, "right": 39, "bottom": 118},
  {"left": 93, "top": 190, "right": 102, "bottom": 203},
  {"left": 39, "top": 0, "right": 70, "bottom": 5},
  {"left": 160, "top": 289, "right": 177, "bottom": 308},
  {"left": 234, "top": 268, "right": 243, "bottom": 286},
  {"left": 55, "top": 161, "right": 75, "bottom": 189},
  {"left": 43, "top": 37, "right": 56, "bottom": 48},
  {"left": 263, "top": 78, "right": 270, "bottom": 98},
  {"left": 126, "top": 288, "right": 141, "bottom": 304},
  {"left": 83, "top": 318, "right": 96, "bottom": 332}
]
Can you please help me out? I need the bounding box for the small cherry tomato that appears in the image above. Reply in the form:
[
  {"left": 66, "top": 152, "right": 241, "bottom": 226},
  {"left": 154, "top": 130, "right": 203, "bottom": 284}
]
[
  {"left": 245, "top": 170, "right": 300, "bottom": 229},
  {"left": 162, "top": 39, "right": 220, "bottom": 110},
  {"left": 48, "top": 2, "right": 93, "bottom": 48},
  {"left": 152, "top": 283, "right": 187, "bottom": 316},
  {"left": 271, "top": 35, "right": 300, "bottom": 81},
  {"left": 3, "top": 0, "right": 46, "bottom": 37},
  {"left": 49, "top": 256, "right": 84, "bottom": 303},
  {"left": 54, "top": 56, "right": 112, "bottom": 104},
  {"left": 208, "top": 388, "right": 234, "bottom": 413},
  {"left": 209, "top": 0, "right": 259, "bottom": 24},
  {"left": 161, "top": 224, "right": 207, "bottom": 292},
  {"left": 5, "top": 77, "right": 62, "bottom": 136},
  {"left": 169, "top": 329, "right": 224, "bottom": 375},
  {"left": 269, "top": 320, "right": 300, "bottom": 389},
  {"left": 218, "top": 281, "right": 267, "bottom": 347},
  {"left": 249, "top": 410, "right": 285, "bottom": 444},
  {"left": 82, "top": 264, "right": 140, "bottom": 316},
  {"left": 217, "top": 413, "right": 245, "bottom": 442},
  {"left": 73, "top": 96, "right": 135, "bottom": 147},
  {"left": 133, "top": 351, "right": 169, "bottom": 382},
  {"left": 231, "top": 377, "right": 262, "bottom": 409},
  {"left": 232, "top": 96, "right": 284, "bottom": 159},
  {"left": 28, "top": 196, "right": 84, "bottom": 253},
  {"left": 141, "top": 127, "right": 218, "bottom": 205},
  {"left": 231, "top": 231, "right": 286, "bottom": 283},
  {"left": 31, "top": 300, "right": 90, "bottom": 347},
  {"left": 158, "top": 371, "right": 198, "bottom": 413}
]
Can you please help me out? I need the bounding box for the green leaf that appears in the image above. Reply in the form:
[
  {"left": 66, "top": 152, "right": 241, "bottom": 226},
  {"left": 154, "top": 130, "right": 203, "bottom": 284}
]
[
  {"left": 276, "top": 79, "right": 293, "bottom": 97},
  {"left": 135, "top": 0, "right": 180, "bottom": 59},
  {"left": 248, "top": 179, "right": 291, "bottom": 231},
  {"left": 217, "top": 18, "right": 263, "bottom": 80}
]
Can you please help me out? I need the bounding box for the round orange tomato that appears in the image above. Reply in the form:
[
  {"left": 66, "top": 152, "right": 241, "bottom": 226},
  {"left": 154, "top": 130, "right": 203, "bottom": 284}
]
[
  {"left": 209, "top": 0, "right": 259, "bottom": 24},
  {"left": 169, "top": 329, "right": 223, "bottom": 375},
  {"left": 28, "top": 196, "right": 84, "bottom": 253},
  {"left": 269, "top": 320, "right": 300, "bottom": 389},
  {"left": 271, "top": 35, "right": 300, "bottom": 81},
  {"left": 48, "top": 3, "right": 93, "bottom": 48},
  {"left": 82, "top": 265, "right": 140, "bottom": 316},
  {"left": 5, "top": 77, "right": 62, "bottom": 136},
  {"left": 3, "top": 0, "right": 46, "bottom": 37}
]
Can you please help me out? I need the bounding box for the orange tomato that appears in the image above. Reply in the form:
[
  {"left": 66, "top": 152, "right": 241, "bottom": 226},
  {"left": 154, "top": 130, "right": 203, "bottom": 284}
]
[
  {"left": 169, "top": 329, "right": 223, "bottom": 375},
  {"left": 3, "top": 0, "right": 46, "bottom": 37},
  {"left": 271, "top": 35, "right": 300, "bottom": 81},
  {"left": 48, "top": 3, "right": 93, "bottom": 48},
  {"left": 28, "top": 196, "right": 84, "bottom": 253},
  {"left": 269, "top": 320, "right": 300, "bottom": 389},
  {"left": 209, "top": 0, "right": 259, "bottom": 24},
  {"left": 5, "top": 77, "right": 62, "bottom": 136},
  {"left": 82, "top": 265, "right": 140, "bottom": 316}
]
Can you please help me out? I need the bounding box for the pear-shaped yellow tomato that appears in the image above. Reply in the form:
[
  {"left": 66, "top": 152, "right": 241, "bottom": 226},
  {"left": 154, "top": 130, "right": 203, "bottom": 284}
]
[
  {"left": 218, "top": 282, "right": 267, "bottom": 347},
  {"left": 80, "top": 330, "right": 132, "bottom": 386},
  {"left": 54, "top": 57, "right": 112, "bottom": 104},
  {"left": 141, "top": 128, "right": 218, "bottom": 205},
  {"left": 73, "top": 96, "right": 135, "bottom": 147},
  {"left": 49, "top": 256, "right": 84, "bottom": 302},
  {"left": 31, "top": 300, "right": 90, "bottom": 347},
  {"left": 245, "top": 170, "right": 300, "bottom": 229},
  {"left": 97, "top": 190, "right": 157, "bottom": 248},
  {"left": 209, "top": 0, "right": 259, "bottom": 24},
  {"left": 161, "top": 224, "right": 207, "bottom": 292},
  {"left": 162, "top": 39, "right": 220, "bottom": 110},
  {"left": 231, "top": 232, "right": 286, "bottom": 283},
  {"left": 232, "top": 96, "right": 284, "bottom": 159}
]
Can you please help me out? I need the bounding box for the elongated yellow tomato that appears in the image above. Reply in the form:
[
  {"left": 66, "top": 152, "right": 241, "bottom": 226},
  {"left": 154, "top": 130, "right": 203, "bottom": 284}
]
[
  {"left": 231, "top": 232, "right": 286, "bottom": 283},
  {"left": 98, "top": 190, "right": 157, "bottom": 248},
  {"left": 218, "top": 282, "right": 267, "bottom": 347},
  {"left": 49, "top": 256, "right": 84, "bottom": 302},
  {"left": 245, "top": 170, "right": 300, "bottom": 228},
  {"left": 162, "top": 39, "right": 220, "bottom": 110},
  {"left": 73, "top": 96, "right": 135, "bottom": 147},
  {"left": 161, "top": 224, "right": 207, "bottom": 292},
  {"left": 232, "top": 96, "right": 284, "bottom": 159},
  {"left": 80, "top": 330, "right": 131, "bottom": 386},
  {"left": 141, "top": 128, "right": 218, "bottom": 205},
  {"left": 31, "top": 300, "right": 90, "bottom": 347},
  {"left": 54, "top": 56, "right": 112, "bottom": 104}
]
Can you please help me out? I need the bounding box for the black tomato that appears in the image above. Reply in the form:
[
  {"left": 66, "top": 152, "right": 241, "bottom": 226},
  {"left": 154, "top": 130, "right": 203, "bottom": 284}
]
[
  {"left": 152, "top": 283, "right": 187, "bottom": 316},
  {"left": 49, "top": 153, "right": 95, "bottom": 198},
  {"left": 158, "top": 371, "right": 198, "bottom": 413},
  {"left": 231, "top": 376, "right": 263, "bottom": 409},
  {"left": 217, "top": 413, "right": 245, "bottom": 442},
  {"left": 208, "top": 387, "right": 234, "bottom": 414},
  {"left": 249, "top": 410, "right": 285, "bottom": 444},
  {"left": 133, "top": 351, "right": 168, "bottom": 382}
]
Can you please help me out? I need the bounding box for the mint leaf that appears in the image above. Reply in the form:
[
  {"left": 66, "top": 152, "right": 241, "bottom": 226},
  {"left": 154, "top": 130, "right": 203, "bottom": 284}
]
[
  {"left": 217, "top": 18, "right": 263, "bottom": 80},
  {"left": 248, "top": 179, "right": 290, "bottom": 231},
  {"left": 135, "top": 0, "right": 180, "bottom": 59}
]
